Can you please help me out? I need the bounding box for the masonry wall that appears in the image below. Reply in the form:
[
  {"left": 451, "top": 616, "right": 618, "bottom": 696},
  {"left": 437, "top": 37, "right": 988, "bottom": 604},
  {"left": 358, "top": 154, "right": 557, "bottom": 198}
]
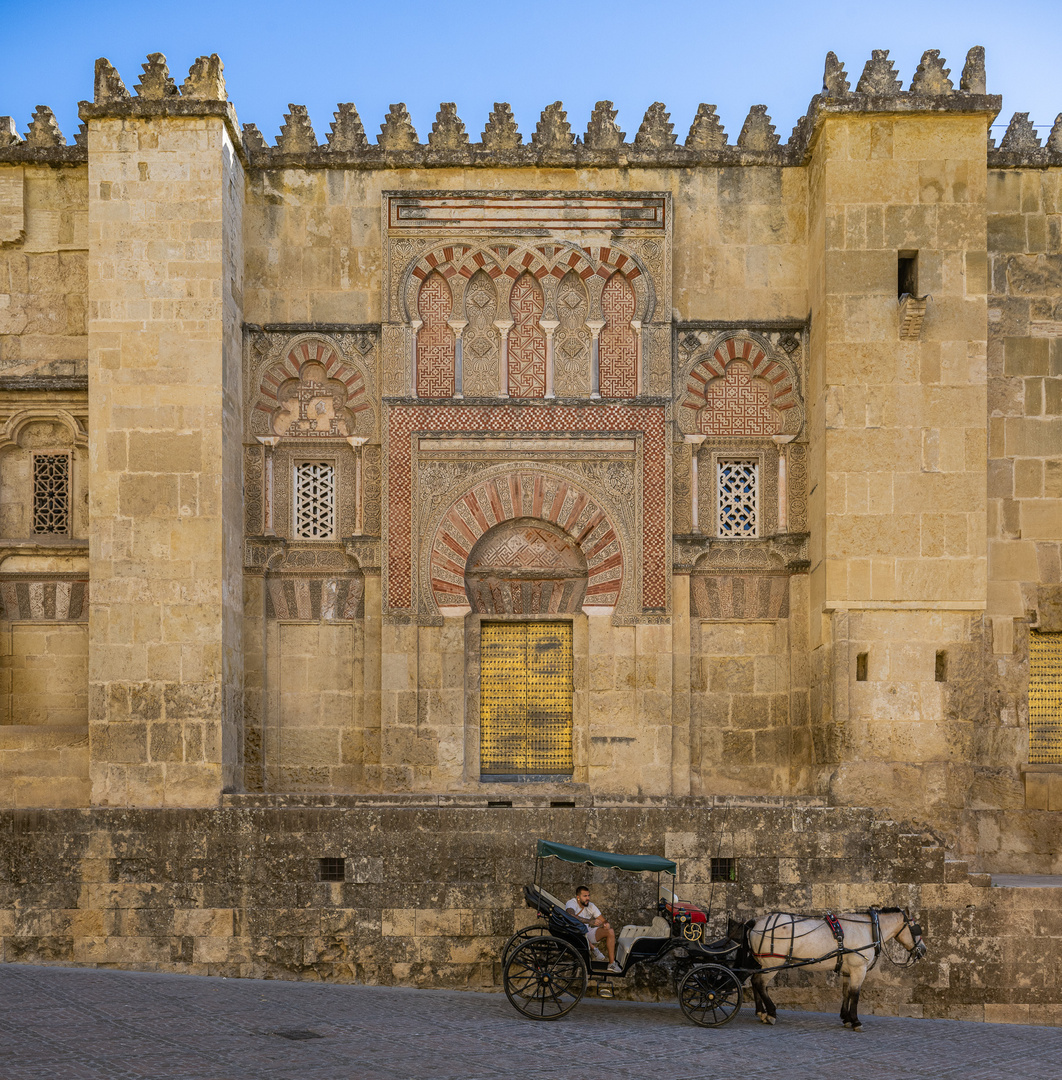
[
  {"left": 2, "top": 800, "right": 1060, "bottom": 1024},
  {"left": 806, "top": 113, "right": 991, "bottom": 822},
  {"left": 242, "top": 167, "right": 809, "bottom": 326},
  {"left": 86, "top": 114, "right": 244, "bottom": 807},
  {"left": 0, "top": 164, "right": 87, "bottom": 379}
]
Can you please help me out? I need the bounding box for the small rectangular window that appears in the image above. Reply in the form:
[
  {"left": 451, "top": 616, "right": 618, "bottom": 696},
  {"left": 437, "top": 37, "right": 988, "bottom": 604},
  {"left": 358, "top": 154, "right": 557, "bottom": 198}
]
[
  {"left": 898, "top": 251, "right": 918, "bottom": 298},
  {"left": 717, "top": 459, "right": 758, "bottom": 538},
  {"left": 294, "top": 461, "right": 336, "bottom": 539},
  {"left": 710, "top": 857, "right": 736, "bottom": 883},
  {"left": 318, "top": 857, "right": 345, "bottom": 882},
  {"left": 856, "top": 652, "right": 869, "bottom": 682},
  {"left": 1030, "top": 631, "right": 1062, "bottom": 764},
  {"left": 33, "top": 452, "right": 71, "bottom": 535},
  {"left": 935, "top": 650, "right": 948, "bottom": 682}
]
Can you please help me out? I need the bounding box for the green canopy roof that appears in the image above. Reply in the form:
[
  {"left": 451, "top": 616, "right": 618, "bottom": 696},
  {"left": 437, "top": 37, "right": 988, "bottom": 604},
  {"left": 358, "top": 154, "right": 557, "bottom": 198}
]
[{"left": 536, "top": 839, "right": 676, "bottom": 875}]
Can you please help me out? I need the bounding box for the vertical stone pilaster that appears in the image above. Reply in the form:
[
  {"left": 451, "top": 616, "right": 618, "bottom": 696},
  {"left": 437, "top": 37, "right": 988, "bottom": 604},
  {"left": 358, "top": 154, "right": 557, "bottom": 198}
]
[
  {"left": 86, "top": 111, "right": 245, "bottom": 806},
  {"left": 671, "top": 573, "right": 691, "bottom": 796}
]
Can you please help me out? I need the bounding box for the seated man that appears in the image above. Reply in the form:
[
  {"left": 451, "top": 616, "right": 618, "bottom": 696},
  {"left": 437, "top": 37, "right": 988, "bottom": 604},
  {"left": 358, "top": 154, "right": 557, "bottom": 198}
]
[{"left": 566, "top": 885, "right": 620, "bottom": 973}]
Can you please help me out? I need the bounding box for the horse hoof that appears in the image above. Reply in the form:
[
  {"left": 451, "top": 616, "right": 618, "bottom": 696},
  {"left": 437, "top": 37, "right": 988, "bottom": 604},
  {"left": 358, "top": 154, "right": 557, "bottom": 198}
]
[
  {"left": 843, "top": 1021, "right": 852, "bottom": 1028},
  {"left": 852, "top": 1024, "right": 863, "bottom": 1033},
  {"left": 766, "top": 1016, "right": 776, "bottom": 1026}
]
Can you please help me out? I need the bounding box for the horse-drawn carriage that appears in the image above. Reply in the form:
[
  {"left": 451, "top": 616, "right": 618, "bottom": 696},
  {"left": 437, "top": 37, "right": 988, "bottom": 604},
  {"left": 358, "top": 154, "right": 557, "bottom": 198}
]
[{"left": 501, "top": 840, "right": 927, "bottom": 1030}]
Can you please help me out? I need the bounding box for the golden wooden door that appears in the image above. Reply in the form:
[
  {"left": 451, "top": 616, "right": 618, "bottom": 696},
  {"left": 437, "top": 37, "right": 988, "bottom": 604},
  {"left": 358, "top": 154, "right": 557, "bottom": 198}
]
[
  {"left": 1030, "top": 631, "right": 1062, "bottom": 764},
  {"left": 480, "top": 621, "right": 573, "bottom": 775}
]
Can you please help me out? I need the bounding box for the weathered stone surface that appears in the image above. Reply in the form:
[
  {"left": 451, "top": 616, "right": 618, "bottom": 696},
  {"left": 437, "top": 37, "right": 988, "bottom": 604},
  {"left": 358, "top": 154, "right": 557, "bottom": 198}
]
[
  {"left": 584, "top": 101, "right": 624, "bottom": 150},
  {"left": 378, "top": 104, "right": 418, "bottom": 151},
  {"left": 909, "top": 50, "right": 954, "bottom": 96},
  {"left": 327, "top": 103, "right": 367, "bottom": 152},
  {"left": 276, "top": 105, "right": 317, "bottom": 153},
  {"left": 999, "top": 113, "right": 1041, "bottom": 153},
  {"left": 685, "top": 104, "right": 726, "bottom": 152},
  {"left": 961, "top": 46, "right": 987, "bottom": 95},
  {"left": 855, "top": 49, "right": 902, "bottom": 95},
  {"left": 0, "top": 55, "right": 1058, "bottom": 1013},
  {"left": 181, "top": 54, "right": 226, "bottom": 101},
  {"left": 480, "top": 103, "right": 521, "bottom": 150},
  {"left": 822, "top": 52, "right": 850, "bottom": 97},
  {"left": 736, "top": 105, "right": 778, "bottom": 151},
  {"left": 428, "top": 103, "right": 468, "bottom": 151},
  {"left": 24, "top": 107, "right": 63, "bottom": 149},
  {"left": 134, "top": 54, "right": 178, "bottom": 100},
  {"left": 634, "top": 103, "right": 676, "bottom": 151},
  {"left": 532, "top": 101, "right": 574, "bottom": 152},
  {"left": 93, "top": 58, "right": 129, "bottom": 103}
]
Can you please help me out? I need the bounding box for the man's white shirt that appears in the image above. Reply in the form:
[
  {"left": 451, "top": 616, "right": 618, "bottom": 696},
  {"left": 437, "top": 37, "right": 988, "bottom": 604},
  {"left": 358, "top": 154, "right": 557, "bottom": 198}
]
[{"left": 566, "top": 897, "right": 601, "bottom": 931}]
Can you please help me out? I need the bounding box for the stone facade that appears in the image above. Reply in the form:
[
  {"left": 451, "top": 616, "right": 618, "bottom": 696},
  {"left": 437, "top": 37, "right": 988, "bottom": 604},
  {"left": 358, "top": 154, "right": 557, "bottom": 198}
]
[{"left": 0, "top": 47, "right": 1061, "bottom": 1012}]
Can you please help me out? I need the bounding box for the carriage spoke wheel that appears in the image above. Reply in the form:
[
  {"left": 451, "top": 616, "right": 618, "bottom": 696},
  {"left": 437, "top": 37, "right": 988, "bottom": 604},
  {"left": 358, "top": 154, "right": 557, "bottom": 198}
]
[
  {"left": 678, "top": 963, "right": 742, "bottom": 1028},
  {"left": 502, "top": 924, "right": 552, "bottom": 968},
  {"left": 504, "top": 937, "right": 587, "bottom": 1021}
]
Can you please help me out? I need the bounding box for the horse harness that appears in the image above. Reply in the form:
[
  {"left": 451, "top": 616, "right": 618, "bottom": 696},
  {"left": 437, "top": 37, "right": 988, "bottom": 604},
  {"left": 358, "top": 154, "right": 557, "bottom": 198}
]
[{"left": 753, "top": 908, "right": 885, "bottom": 974}]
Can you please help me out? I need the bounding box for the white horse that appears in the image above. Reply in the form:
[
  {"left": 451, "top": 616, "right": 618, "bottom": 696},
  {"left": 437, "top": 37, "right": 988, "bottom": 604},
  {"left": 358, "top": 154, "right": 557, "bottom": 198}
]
[{"left": 740, "top": 907, "right": 926, "bottom": 1031}]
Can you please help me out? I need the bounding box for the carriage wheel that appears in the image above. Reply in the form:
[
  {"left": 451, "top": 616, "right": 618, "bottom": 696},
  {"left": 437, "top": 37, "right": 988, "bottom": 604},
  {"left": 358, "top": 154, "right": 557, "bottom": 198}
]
[
  {"left": 503, "top": 936, "right": 587, "bottom": 1021},
  {"left": 678, "top": 963, "right": 742, "bottom": 1028},
  {"left": 501, "top": 924, "right": 552, "bottom": 968}
]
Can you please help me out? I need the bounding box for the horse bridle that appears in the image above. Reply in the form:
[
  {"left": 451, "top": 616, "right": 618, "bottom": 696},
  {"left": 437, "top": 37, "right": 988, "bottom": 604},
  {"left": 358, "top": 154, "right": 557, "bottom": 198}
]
[{"left": 898, "top": 907, "right": 927, "bottom": 964}]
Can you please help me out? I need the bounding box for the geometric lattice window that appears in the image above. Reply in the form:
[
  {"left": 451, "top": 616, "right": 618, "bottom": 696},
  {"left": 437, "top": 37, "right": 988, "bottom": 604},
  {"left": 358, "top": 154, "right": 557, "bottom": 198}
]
[
  {"left": 294, "top": 461, "right": 335, "bottom": 539},
  {"left": 480, "top": 621, "right": 573, "bottom": 777},
  {"left": 32, "top": 452, "right": 70, "bottom": 535},
  {"left": 717, "top": 459, "right": 758, "bottom": 538},
  {"left": 1030, "top": 631, "right": 1062, "bottom": 764}
]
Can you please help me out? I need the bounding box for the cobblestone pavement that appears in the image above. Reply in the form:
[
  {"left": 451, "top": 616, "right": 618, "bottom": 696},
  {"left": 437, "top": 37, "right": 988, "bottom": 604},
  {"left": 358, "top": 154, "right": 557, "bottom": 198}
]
[{"left": 2, "top": 964, "right": 1062, "bottom": 1080}]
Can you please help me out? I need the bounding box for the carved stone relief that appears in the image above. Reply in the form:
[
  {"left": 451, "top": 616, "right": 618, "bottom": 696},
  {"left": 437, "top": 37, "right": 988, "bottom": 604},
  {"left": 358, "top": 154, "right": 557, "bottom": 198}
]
[
  {"left": 676, "top": 329, "right": 804, "bottom": 438},
  {"left": 465, "top": 518, "right": 588, "bottom": 615},
  {"left": 462, "top": 268, "right": 500, "bottom": 396},
  {"left": 245, "top": 330, "right": 378, "bottom": 443},
  {"left": 553, "top": 271, "right": 590, "bottom": 396},
  {"left": 383, "top": 192, "right": 671, "bottom": 404},
  {"left": 508, "top": 272, "right": 547, "bottom": 398},
  {"left": 690, "top": 573, "right": 789, "bottom": 619}
]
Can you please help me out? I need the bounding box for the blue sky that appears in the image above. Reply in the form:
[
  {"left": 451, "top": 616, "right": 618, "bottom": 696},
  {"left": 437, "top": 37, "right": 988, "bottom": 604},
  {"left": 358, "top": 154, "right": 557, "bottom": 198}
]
[{"left": 1, "top": 0, "right": 1060, "bottom": 147}]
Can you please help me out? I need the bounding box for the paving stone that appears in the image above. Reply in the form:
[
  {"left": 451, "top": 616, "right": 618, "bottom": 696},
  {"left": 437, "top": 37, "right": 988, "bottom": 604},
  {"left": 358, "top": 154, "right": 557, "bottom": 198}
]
[{"left": 1, "top": 964, "right": 1061, "bottom": 1080}]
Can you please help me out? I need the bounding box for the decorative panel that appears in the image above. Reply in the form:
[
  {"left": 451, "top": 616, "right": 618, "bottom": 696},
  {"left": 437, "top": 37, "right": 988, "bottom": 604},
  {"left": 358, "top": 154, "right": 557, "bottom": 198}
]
[
  {"left": 599, "top": 272, "right": 637, "bottom": 398},
  {"left": 700, "top": 363, "right": 780, "bottom": 436},
  {"left": 416, "top": 271, "right": 455, "bottom": 397},
  {"left": 294, "top": 462, "right": 336, "bottom": 539},
  {"left": 462, "top": 269, "right": 500, "bottom": 396},
  {"left": 480, "top": 620, "right": 573, "bottom": 776},
  {"left": 0, "top": 579, "right": 88, "bottom": 621},
  {"left": 508, "top": 273, "right": 547, "bottom": 398},
  {"left": 718, "top": 460, "right": 758, "bottom": 538},
  {"left": 32, "top": 452, "right": 70, "bottom": 535},
  {"left": 554, "top": 271, "right": 590, "bottom": 396},
  {"left": 387, "top": 402, "right": 669, "bottom": 616},
  {"left": 1030, "top": 631, "right": 1062, "bottom": 764}
]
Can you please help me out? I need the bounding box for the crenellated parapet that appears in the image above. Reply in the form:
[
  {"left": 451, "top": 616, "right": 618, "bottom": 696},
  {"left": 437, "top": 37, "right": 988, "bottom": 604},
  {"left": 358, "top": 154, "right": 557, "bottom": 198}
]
[
  {"left": 989, "top": 112, "right": 1062, "bottom": 168},
  {"left": 70, "top": 52, "right": 242, "bottom": 161},
  {"left": 3, "top": 45, "right": 1051, "bottom": 171}
]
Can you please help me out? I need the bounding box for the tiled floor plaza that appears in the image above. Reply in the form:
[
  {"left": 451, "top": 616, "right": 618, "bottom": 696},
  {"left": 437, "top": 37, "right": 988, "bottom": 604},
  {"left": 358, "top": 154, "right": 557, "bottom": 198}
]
[{"left": 2, "top": 964, "right": 1061, "bottom": 1080}]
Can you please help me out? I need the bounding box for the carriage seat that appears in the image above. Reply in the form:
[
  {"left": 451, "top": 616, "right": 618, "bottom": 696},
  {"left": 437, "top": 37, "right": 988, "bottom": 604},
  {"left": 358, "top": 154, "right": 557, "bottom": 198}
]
[
  {"left": 616, "top": 916, "right": 670, "bottom": 966},
  {"left": 526, "top": 883, "right": 567, "bottom": 914}
]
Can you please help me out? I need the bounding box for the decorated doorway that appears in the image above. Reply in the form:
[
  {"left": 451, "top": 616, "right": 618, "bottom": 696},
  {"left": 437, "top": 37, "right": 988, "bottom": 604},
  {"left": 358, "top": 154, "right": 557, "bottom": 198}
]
[{"left": 480, "top": 621, "right": 573, "bottom": 777}]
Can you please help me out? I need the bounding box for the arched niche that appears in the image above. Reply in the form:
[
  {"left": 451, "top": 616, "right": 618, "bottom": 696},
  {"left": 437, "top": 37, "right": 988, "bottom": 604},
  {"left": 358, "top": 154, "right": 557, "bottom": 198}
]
[
  {"left": 427, "top": 468, "right": 625, "bottom": 616},
  {"left": 253, "top": 336, "right": 373, "bottom": 439},
  {"left": 465, "top": 518, "right": 587, "bottom": 615}
]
